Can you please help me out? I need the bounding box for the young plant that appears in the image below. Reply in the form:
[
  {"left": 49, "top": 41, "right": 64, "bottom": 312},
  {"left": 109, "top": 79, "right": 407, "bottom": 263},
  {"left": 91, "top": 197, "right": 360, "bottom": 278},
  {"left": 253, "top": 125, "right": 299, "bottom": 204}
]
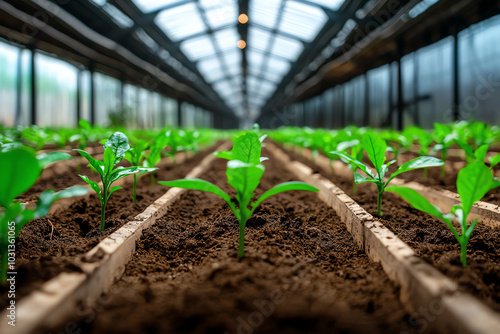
[
  {"left": 144, "top": 132, "right": 169, "bottom": 185},
  {"left": 75, "top": 132, "right": 150, "bottom": 231},
  {"left": 333, "top": 139, "right": 363, "bottom": 196},
  {"left": 0, "top": 147, "right": 88, "bottom": 282},
  {"left": 159, "top": 132, "right": 318, "bottom": 258},
  {"left": 124, "top": 140, "right": 156, "bottom": 202},
  {"left": 387, "top": 162, "right": 500, "bottom": 267},
  {"left": 432, "top": 123, "right": 457, "bottom": 178},
  {"left": 331, "top": 133, "right": 444, "bottom": 216}
]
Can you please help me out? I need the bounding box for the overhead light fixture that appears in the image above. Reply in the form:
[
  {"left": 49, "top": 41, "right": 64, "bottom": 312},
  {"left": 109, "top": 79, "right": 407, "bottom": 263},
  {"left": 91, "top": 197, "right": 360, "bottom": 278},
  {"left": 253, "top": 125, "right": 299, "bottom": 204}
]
[
  {"left": 237, "top": 40, "right": 246, "bottom": 49},
  {"left": 238, "top": 14, "right": 248, "bottom": 24}
]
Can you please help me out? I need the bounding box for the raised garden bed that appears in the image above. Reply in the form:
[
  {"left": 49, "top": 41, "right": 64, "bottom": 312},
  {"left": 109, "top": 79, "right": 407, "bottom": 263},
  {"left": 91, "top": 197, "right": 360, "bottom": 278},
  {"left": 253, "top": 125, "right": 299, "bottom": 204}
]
[
  {"left": 0, "top": 145, "right": 216, "bottom": 311},
  {"left": 276, "top": 142, "right": 500, "bottom": 314}
]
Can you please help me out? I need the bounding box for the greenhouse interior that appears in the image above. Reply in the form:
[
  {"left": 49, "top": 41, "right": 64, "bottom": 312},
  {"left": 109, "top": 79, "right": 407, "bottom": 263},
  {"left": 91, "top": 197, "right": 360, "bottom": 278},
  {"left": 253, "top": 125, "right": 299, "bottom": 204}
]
[{"left": 1, "top": 0, "right": 500, "bottom": 333}]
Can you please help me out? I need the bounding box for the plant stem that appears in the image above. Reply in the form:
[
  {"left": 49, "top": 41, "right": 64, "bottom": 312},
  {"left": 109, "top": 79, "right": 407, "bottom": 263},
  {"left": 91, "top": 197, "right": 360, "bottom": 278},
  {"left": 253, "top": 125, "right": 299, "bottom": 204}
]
[
  {"left": 460, "top": 242, "right": 467, "bottom": 267},
  {"left": 377, "top": 189, "right": 383, "bottom": 216},
  {"left": 100, "top": 187, "right": 107, "bottom": 231},
  {"left": 423, "top": 167, "right": 428, "bottom": 179},
  {"left": 329, "top": 160, "right": 335, "bottom": 175},
  {"left": 440, "top": 165, "right": 445, "bottom": 178},
  {"left": 133, "top": 174, "right": 137, "bottom": 202},
  {"left": 352, "top": 182, "right": 357, "bottom": 196}
]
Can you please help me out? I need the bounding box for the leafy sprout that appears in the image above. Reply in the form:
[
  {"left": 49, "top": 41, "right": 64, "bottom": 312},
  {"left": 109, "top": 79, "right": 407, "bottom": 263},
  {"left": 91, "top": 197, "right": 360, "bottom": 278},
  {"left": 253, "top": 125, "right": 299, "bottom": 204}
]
[
  {"left": 124, "top": 140, "right": 156, "bottom": 202},
  {"left": 331, "top": 133, "right": 444, "bottom": 216},
  {"left": 159, "top": 131, "right": 318, "bottom": 258},
  {"left": 75, "top": 132, "right": 154, "bottom": 231},
  {"left": 387, "top": 162, "right": 500, "bottom": 267}
]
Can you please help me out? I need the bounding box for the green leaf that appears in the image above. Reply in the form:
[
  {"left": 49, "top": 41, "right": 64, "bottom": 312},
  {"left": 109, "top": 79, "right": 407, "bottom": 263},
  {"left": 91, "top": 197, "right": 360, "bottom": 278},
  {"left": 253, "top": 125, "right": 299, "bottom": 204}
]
[
  {"left": 336, "top": 140, "right": 360, "bottom": 152},
  {"left": 330, "top": 151, "right": 374, "bottom": 179},
  {"left": 474, "top": 145, "right": 489, "bottom": 163},
  {"left": 457, "top": 162, "right": 500, "bottom": 218},
  {"left": 103, "top": 146, "right": 115, "bottom": 176},
  {"left": 36, "top": 151, "right": 72, "bottom": 168},
  {"left": 79, "top": 174, "right": 102, "bottom": 201},
  {"left": 489, "top": 153, "right": 500, "bottom": 169},
  {"left": 158, "top": 178, "right": 231, "bottom": 204},
  {"left": 252, "top": 181, "right": 318, "bottom": 209},
  {"left": 226, "top": 160, "right": 265, "bottom": 206},
  {"left": 390, "top": 156, "right": 444, "bottom": 180},
  {"left": 232, "top": 132, "right": 261, "bottom": 164},
  {"left": 79, "top": 119, "right": 92, "bottom": 131},
  {"left": 213, "top": 150, "right": 234, "bottom": 160},
  {"left": 0, "top": 148, "right": 41, "bottom": 206},
  {"left": 74, "top": 149, "right": 104, "bottom": 176},
  {"left": 386, "top": 186, "right": 453, "bottom": 225},
  {"left": 107, "top": 186, "right": 122, "bottom": 200},
  {"left": 362, "top": 133, "right": 387, "bottom": 177},
  {"left": 354, "top": 172, "right": 378, "bottom": 184},
  {"left": 103, "top": 132, "right": 130, "bottom": 164},
  {"left": 109, "top": 166, "right": 142, "bottom": 184}
]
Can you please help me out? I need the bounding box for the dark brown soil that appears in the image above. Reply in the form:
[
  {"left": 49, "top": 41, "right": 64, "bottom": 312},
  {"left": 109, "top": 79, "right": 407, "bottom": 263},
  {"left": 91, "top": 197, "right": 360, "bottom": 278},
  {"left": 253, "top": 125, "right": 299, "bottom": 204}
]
[
  {"left": 0, "top": 146, "right": 216, "bottom": 309},
  {"left": 279, "top": 143, "right": 500, "bottom": 312},
  {"left": 56, "top": 150, "right": 419, "bottom": 334}
]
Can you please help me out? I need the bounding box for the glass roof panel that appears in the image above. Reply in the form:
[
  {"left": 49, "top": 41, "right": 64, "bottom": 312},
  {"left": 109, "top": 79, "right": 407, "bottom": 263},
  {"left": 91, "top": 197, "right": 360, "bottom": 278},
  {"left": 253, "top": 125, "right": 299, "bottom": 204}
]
[
  {"left": 201, "top": 0, "right": 238, "bottom": 29},
  {"left": 213, "top": 28, "right": 239, "bottom": 52},
  {"left": 247, "top": 49, "right": 265, "bottom": 69},
  {"left": 249, "top": 0, "right": 282, "bottom": 29},
  {"left": 101, "top": 3, "right": 134, "bottom": 28},
  {"left": 270, "top": 35, "right": 304, "bottom": 60},
  {"left": 197, "top": 57, "right": 225, "bottom": 82},
  {"left": 304, "top": 0, "right": 345, "bottom": 10},
  {"left": 248, "top": 28, "right": 273, "bottom": 52},
  {"left": 132, "top": 0, "right": 181, "bottom": 13},
  {"left": 180, "top": 35, "right": 216, "bottom": 61},
  {"left": 266, "top": 57, "right": 291, "bottom": 75},
  {"left": 155, "top": 3, "right": 207, "bottom": 41},
  {"left": 278, "top": 1, "right": 328, "bottom": 41}
]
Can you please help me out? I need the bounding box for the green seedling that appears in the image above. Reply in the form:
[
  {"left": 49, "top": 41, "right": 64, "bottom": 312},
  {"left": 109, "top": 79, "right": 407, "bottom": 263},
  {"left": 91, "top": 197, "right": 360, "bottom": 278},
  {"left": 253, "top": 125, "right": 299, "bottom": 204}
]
[
  {"left": 432, "top": 123, "right": 457, "bottom": 178},
  {"left": 124, "top": 140, "right": 157, "bottom": 202},
  {"left": 159, "top": 132, "right": 318, "bottom": 258},
  {"left": 333, "top": 139, "right": 363, "bottom": 196},
  {"left": 331, "top": 133, "right": 444, "bottom": 216},
  {"left": 145, "top": 132, "right": 169, "bottom": 185},
  {"left": 388, "top": 162, "right": 500, "bottom": 267},
  {"left": 0, "top": 147, "right": 88, "bottom": 282},
  {"left": 75, "top": 132, "right": 150, "bottom": 231}
]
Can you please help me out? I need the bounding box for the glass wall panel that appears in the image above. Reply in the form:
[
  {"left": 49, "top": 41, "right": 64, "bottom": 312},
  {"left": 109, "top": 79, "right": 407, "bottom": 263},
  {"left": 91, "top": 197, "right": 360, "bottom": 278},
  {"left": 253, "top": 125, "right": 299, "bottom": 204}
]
[
  {"left": 0, "top": 41, "right": 19, "bottom": 127},
  {"left": 94, "top": 72, "right": 120, "bottom": 126},
  {"left": 36, "top": 53, "right": 78, "bottom": 127}
]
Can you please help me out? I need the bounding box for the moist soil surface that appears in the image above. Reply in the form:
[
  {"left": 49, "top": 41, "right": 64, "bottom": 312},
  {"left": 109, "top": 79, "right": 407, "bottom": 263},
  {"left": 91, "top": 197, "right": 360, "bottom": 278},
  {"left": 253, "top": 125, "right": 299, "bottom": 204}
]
[
  {"left": 54, "top": 149, "right": 421, "bottom": 334},
  {"left": 279, "top": 143, "right": 500, "bottom": 312},
  {"left": 0, "top": 146, "right": 216, "bottom": 309}
]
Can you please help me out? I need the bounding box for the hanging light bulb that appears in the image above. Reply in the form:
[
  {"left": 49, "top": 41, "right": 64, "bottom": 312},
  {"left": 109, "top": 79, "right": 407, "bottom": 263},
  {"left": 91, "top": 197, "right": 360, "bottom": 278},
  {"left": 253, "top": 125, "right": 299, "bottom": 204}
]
[
  {"left": 237, "top": 40, "right": 246, "bottom": 49},
  {"left": 238, "top": 14, "right": 249, "bottom": 24}
]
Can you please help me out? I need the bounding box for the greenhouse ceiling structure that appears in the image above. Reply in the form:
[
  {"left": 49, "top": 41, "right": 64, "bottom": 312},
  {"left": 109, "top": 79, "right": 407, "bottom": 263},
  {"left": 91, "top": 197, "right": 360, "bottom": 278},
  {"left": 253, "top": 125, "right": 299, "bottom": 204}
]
[{"left": 0, "top": 0, "right": 499, "bottom": 129}]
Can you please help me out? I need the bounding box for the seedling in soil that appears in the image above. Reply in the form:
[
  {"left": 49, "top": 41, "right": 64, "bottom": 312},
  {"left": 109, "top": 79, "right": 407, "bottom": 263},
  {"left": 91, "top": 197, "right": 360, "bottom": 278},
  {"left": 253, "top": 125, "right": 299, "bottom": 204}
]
[
  {"left": 124, "top": 140, "right": 157, "bottom": 202},
  {"left": 159, "top": 131, "right": 318, "bottom": 258},
  {"left": 144, "top": 131, "right": 169, "bottom": 185},
  {"left": 75, "top": 132, "right": 153, "bottom": 231},
  {"left": 388, "top": 162, "right": 500, "bottom": 267},
  {"left": 0, "top": 147, "right": 88, "bottom": 282},
  {"left": 331, "top": 133, "right": 444, "bottom": 216},
  {"left": 332, "top": 139, "right": 363, "bottom": 196},
  {"left": 432, "top": 123, "right": 458, "bottom": 178}
]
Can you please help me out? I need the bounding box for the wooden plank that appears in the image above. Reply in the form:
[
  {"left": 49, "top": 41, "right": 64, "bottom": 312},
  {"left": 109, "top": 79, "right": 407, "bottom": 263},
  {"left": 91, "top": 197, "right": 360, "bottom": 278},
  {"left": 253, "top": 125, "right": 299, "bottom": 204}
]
[
  {"left": 268, "top": 142, "right": 500, "bottom": 334},
  {"left": 0, "top": 143, "right": 228, "bottom": 334}
]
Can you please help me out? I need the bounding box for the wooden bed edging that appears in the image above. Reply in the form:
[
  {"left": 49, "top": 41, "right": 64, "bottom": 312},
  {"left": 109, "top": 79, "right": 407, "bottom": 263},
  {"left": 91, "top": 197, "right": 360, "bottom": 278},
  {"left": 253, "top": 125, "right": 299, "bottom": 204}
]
[
  {"left": 0, "top": 143, "right": 228, "bottom": 334},
  {"left": 268, "top": 142, "right": 500, "bottom": 334},
  {"left": 294, "top": 145, "right": 500, "bottom": 227}
]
